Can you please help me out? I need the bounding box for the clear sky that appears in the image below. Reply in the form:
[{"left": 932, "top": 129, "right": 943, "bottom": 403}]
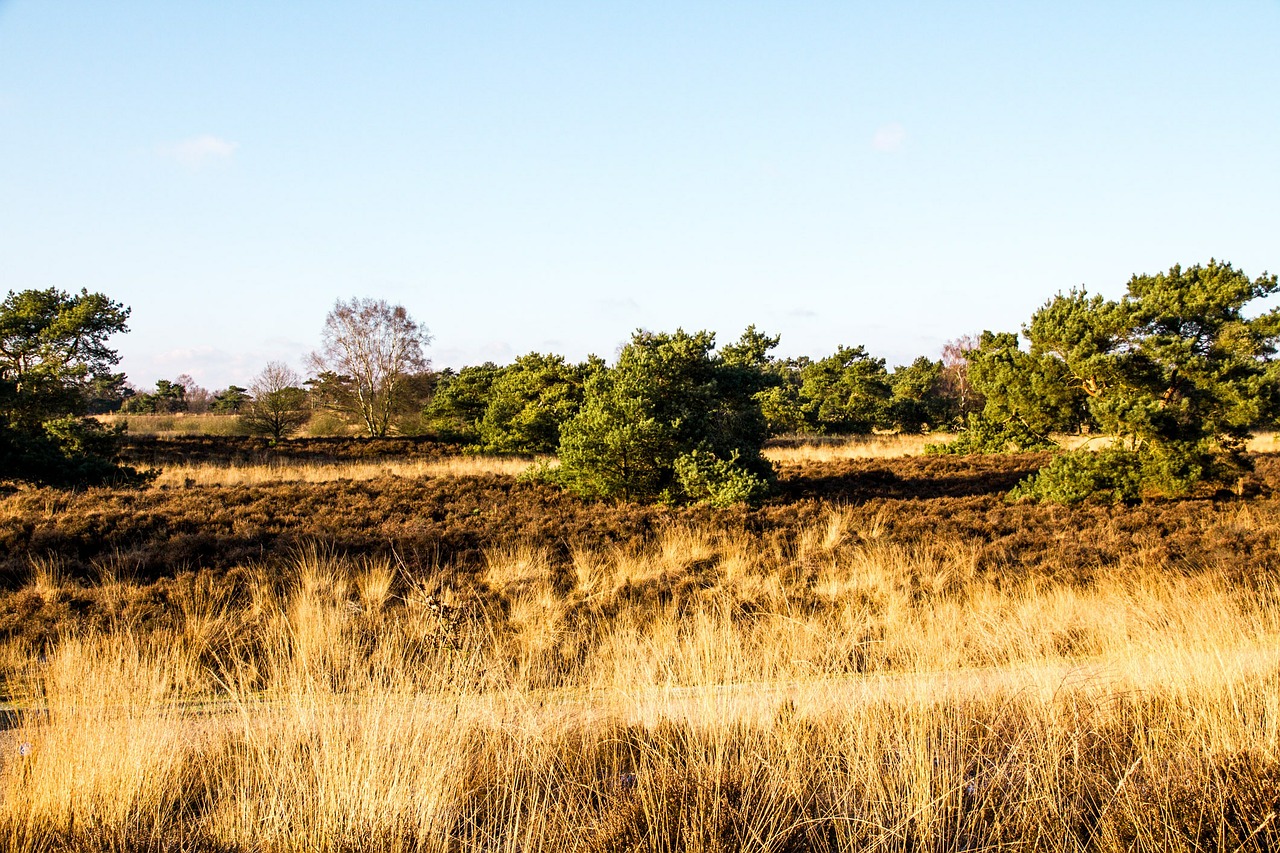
[{"left": 2, "top": 2, "right": 1277, "bottom": 391}]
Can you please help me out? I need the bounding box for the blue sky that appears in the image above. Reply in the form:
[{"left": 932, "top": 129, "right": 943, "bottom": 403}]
[{"left": 2, "top": 2, "right": 1277, "bottom": 391}]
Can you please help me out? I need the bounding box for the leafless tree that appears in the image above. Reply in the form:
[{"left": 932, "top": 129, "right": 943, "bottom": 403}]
[
  {"left": 307, "top": 297, "right": 431, "bottom": 437},
  {"left": 174, "top": 373, "right": 213, "bottom": 413},
  {"left": 241, "top": 361, "right": 309, "bottom": 441},
  {"left": 940, "top": 334, "right": 982, "bottom": 421}
]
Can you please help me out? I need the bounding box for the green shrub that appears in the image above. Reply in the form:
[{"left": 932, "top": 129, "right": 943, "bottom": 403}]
[
  {"left": 925, "top": 413, "right": 1058, "bottom": 455},
  {"left": 1, "top": 416, "right": 151, "bottom": 487},
  {"left": 1008, "top": 440, "right": 1246, "bottom": 505},
  {"left": 301, "top": 412, "right": 352, "bottom": 438},
  {"left": 477, "top": 353, "right": 596, "bottom": 454},
  {"left": 672, "top": 450, "right": 771, "bottom": 507},
  {"left": 1008, "top": 448, "right": 1144, "bottom": 504},
  {"left": 557, "top": 328, "right": 776, "bottom": 503}
]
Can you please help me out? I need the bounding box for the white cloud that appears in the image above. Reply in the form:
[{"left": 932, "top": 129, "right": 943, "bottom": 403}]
[
  {"left": 871, "top": 122, "right": 907, "bottom": 153},
  {"left": 158, "top": 134, "right": 239, "bottom": 166}
]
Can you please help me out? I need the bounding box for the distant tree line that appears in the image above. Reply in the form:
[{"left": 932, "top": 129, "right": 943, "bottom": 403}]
[
  {"left": 421, "top": 335, "right": 983, "bottom": 450},
  {"left": 4, "top": 260, "right": 1277, "bottom": 503}
]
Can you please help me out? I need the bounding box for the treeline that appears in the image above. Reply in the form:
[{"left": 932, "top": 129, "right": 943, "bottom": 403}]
[
  {"left": 5, "top": 260, "right": 1279, "bottom": 503},
  {"left": 90, "top": 340, "right": 982, "bottom": 448},
  {"left": 95, "top": 340, "right": 980, "bottom": 447},
  {"left": 421, "top": 336, "right": 980, "bottom": 451}
]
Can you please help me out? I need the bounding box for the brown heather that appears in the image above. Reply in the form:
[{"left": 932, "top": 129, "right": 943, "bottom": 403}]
[{"left": 0, "top": 437, "right": 1277, "bottom": 850}]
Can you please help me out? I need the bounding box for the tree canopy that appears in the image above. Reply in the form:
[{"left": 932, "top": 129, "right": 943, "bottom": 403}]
[
  {"left": 555, "top": 328, "right": 775, "bottom": 505},
  {"left": 308, "top": 297, "right": 431, "bottom": 437},
  {"left": 0, "top": 288, "right": 144, "bottom": 486},
  {"left": 935, "top": 260, "right": 1280, "bottom": 501},
  {"left": 241, "top": 362, "right": 310, "bottom": 441},
  {"left": 477, "top": 353, "right": 598, "bottom": 454}
]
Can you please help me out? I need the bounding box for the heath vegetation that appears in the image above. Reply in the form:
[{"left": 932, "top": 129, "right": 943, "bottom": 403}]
[
  {"left": 3, "top": 261, "right": 1280, "bottom": 849},
  {"left": 1, "top": 468, "right": 1278, "bottom": 850}
]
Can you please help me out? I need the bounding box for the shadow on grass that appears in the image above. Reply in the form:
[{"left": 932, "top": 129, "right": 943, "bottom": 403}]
[{"left": 777, "top": 453, "right": 1049, "bottom": 502}]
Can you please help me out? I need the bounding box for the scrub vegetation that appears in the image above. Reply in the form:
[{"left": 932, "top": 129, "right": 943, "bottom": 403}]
[
  {"left": 2, "top": 260, "right": 1279, "bottom": 849},
  {"left": 2, "top": 441, "right": 1280, "bottom": 850}
]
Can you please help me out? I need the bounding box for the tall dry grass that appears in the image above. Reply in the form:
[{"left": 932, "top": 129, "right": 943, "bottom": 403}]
[
  {"left": 94, "top": 413, "right": 252, "bottom": 437},
  {"left": 148, "top": 454, "right": 547, "bottom": 487},
  {"left": 761, "top": 431, "right": 1235, "bottom": 465},
  {"left": 1, "top": 520, "right": 1278, "bottom": 850},
  {"left": 764, "top": 433, "right": 949, "bottom": 464}
]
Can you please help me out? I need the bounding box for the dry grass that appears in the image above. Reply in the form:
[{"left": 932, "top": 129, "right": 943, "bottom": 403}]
[
  {"left": 2, "top": 516, "right": 1278, "bottom": 851},
  {"left": 148, "top": 454, "right": 547, "bottom": 487},
  {"left": 1249, "top": 432, "right": 1280, "bottom": 453},
  {"left": 764, "top": 433, "right": 949, "bottom": 464},
  {"left": 95, "top": 413, "right": 252, "bottom": 437},
  {"left": 762, "top": 432, "right": 1140, "bottom": 465},
  {"left": 97, "top": 412, "right": 372, "bottom": 438}
]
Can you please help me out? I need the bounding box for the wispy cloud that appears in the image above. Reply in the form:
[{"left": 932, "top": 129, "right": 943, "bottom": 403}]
[
  {"left": 595, "top": 297, "right": 641, "bottom": 319},
  {"left": 158, "top": 134, "right": 239, "bottom": 166},
  {"left": 871, "top": 122, "right": 907, "bottom": 153},
  {"left": 434, "top": 342, "right": 515, "bottom": 369},
  {"left": 140, "top": 346, "right": 303, "bottom": 389}
]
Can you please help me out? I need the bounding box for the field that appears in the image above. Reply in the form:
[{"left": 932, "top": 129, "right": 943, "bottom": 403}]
[{"left": 0, "top": 435, "right": 1278, "bottom": 851}]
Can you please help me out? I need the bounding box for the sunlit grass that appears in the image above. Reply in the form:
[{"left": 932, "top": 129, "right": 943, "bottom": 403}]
[
  {"left": 763, "top": 433, "right": 952, "bottom": 463},
  {"left": 95, "top": 412, "right": 251, "bottom": 436},
  {"left": 148, "top": 454, "right": 548, "bottom": 487},
  {"left": 2, "top": 514, "right": 1278, "bottom": 850},
  {"left": 761, "top": 430, "right": 1264, "bottom": 464}
]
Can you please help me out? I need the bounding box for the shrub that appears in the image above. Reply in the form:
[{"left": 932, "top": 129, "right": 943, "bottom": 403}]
[
  {"left": 476, "top": 353, "right": 596, "bottom": 454},
  {"left": 1008, "top": 440, "right": 1245, "bottom": 505},
  {"left": 1008, "top": 448, "right": 1144, "bottom": 504},
  {"left": 926, "top": 413, "right": 1058, "bottom": 455},
  {"left": 672, "top": 450, "right": 771, "bottom": 507},
  {"left": 301, "top": 412, "right": 353, "bottom": 438},
  {"left": 557, "top": 328, "right": 776, "bottom": 503},
  {"left": 938, "top": 261, "right": 1280, "bottom": 503}
]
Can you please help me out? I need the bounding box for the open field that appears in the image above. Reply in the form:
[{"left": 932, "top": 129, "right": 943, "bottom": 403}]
[
  {"left": 95, "top": 413, "right": 255, "bottom": 437},
  {"left": 145, "top": 454, "right": 545, "bottom": 488},
  {"left": 95, "top": 413, "right": 365, "bottom": 439},
  {"left": 0, "top": 440, "right": 1278, "bottom": 850}
]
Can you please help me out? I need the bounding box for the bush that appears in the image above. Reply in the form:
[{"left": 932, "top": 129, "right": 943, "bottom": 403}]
[
  {"left": 672, "top": 450, "right": 771, "bottom": 507},
  {"left": 1008, "top": 448, "right": 1144, "bottom": 505},
  {"left": 925, "top": 413, "right": 1059, "bottom": 455},
  {"left": 477, "top": 353, "right": 595, "bottom": 454},
  {"left": 941, "top": 261, "right": 1280, "bottom": 505},
  {"left": 1, "top": 416, "right": 151, "bottom": 487},
  {"left": 556, "top": 329, "right": 776, "bottom": 503},
  {"left": 1007, "top": 441, "right": 1245, "bottom": 505},
  {"left": 300, "top": 412, "right": 353, "bottom": 438}
]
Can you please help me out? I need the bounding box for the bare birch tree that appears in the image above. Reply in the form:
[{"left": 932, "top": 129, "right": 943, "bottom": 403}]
[{"left": 307, "top": 298, "right": 431, "bottom": 437}]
